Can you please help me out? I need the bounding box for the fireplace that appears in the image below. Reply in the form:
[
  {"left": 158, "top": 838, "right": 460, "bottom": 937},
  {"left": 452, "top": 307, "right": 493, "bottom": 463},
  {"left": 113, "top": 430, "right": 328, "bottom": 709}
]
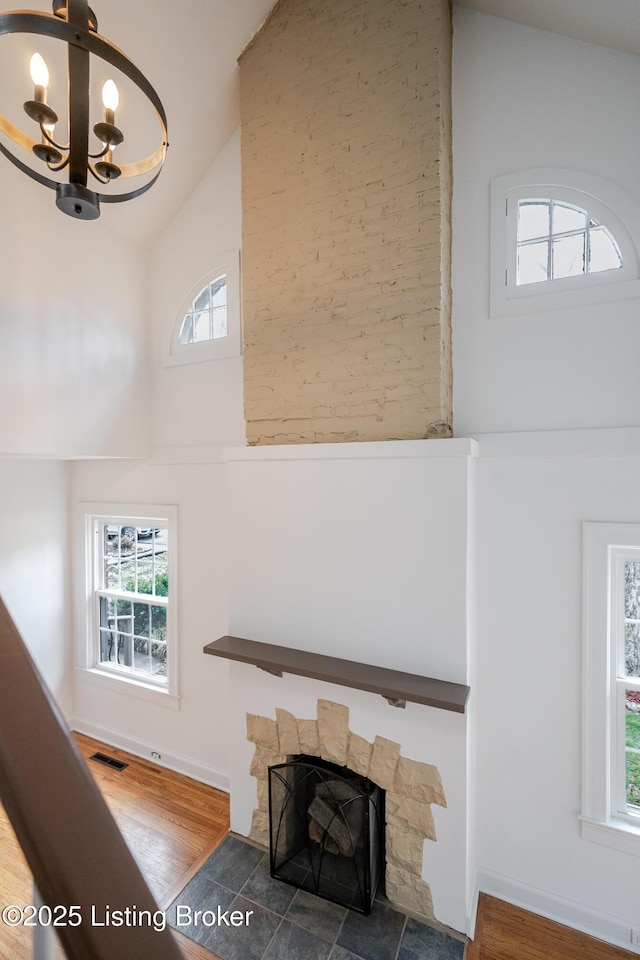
[
  {"left": 245, "top": 698, "right": 447, "bottom": 923},
  {"left": 223, "top": 439, "right": 472, "bottom": 933},
  {"left": 269, "top": 754, "right": 385, "bottom": 914}
]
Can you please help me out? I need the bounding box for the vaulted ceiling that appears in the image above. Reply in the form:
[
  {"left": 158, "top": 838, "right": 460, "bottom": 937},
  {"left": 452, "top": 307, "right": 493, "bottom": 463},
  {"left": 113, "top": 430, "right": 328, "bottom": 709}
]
[
  {"left": 0, "top": 0, "right": 276, "bottom": 244},
  {"left": 2, "top": 0, "right": 638, "bottom": 247},
  {"left": 457, "top": 0, "right": 640, "bottom": 58},
  {"left": 89, "top": 0, "right": 277, "bottom": 243}
]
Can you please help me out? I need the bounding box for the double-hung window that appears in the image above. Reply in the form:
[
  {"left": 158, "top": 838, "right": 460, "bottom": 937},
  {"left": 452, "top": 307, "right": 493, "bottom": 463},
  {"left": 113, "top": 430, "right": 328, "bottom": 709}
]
[
  {"left": 79, "top": 504, "right": 178, "bottom": 704},
  {"left": 582, "top": 522, "right": 640, "bottom": 853}
]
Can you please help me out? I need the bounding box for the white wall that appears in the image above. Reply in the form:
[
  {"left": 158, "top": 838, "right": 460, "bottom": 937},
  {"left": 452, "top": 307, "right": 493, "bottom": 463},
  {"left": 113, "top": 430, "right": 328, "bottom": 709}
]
[
  {"left": 0, "top": 161, "right": 149, "bottom": 458},
  {"left": 70, "top": 456, "right": 232, "bottom": 789},
  {"left": 0, "top": 459, "right": 70, "bottom": 714},
  {"left": 150, "top": 129, "right": 245, "bottom": 452},
  {"left": 452, "top": 9, "right": 640, "bottom": 435},
  {"left": 70, "top": 129, "right": 247, "bottom": 787},
  {"left": 453, "top": 8, "right": 640, "bottom": 949},
  {"left": 225, "top": 443, "right": 473, "bottom": 682},
  {"left": 63, "top": 10, "right": 640, "bottom": 952},
  {"left": 475, "top": 452, "right": 640, "bottom": 949},
  {"left": 224, "top": 441, "right": 475, "bottom": 933}
]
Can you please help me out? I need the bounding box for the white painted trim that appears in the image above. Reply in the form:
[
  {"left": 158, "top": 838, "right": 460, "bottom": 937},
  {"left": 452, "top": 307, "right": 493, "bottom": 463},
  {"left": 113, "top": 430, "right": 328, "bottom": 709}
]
[
  {"left": 582, "top": 523, "right": 640, "bottom": 859},
  {"left": 490, "top": 168, "right": 640, "bottom": 318},
  {"left": 466, "top": 873, "right": 480, "bottom": 940},
  {"left": 222, "top": 438, "right": 478, "bottom": 462},
  {"left": 77, "top": 667, "right": 180, "bottom": 710},
  {"left": 148, "top": 444, "right": 227, "bottom": 465},
  {"left": 71, "top": 718, "right": 231, "bottom": 793},
  {"left": 162, "top": 250, "right": 242, "bottom": 366},
  {"left": 475, "top": 867, "right": 640, "bottom": 954},
  {"left": 467, "top": 426, "right": 640, "bottom": 458},
  {"left": 74, "top": 502, "right": 179, "bottom": 700},
  {"left": 580, "top": 815, "right": 640, "bottom": 857}
]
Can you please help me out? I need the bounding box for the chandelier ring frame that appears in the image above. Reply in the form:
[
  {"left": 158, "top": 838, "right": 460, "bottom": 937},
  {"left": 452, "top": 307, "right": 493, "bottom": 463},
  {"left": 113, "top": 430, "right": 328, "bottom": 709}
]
[{"left": 0, "top": 8, "right": 168, "bottom": 206}]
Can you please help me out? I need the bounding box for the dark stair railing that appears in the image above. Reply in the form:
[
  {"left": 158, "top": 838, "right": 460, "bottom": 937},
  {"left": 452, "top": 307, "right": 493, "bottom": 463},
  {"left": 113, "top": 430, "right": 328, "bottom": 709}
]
[{"left": 0, "top": 597, "right": 184, "bottom": 960}]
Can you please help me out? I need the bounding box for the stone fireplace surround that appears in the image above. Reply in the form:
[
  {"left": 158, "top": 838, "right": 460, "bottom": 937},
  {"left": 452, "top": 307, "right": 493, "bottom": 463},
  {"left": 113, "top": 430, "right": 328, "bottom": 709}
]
[{"left": 246, "top": 698, "right": 446, "bottom": 924}]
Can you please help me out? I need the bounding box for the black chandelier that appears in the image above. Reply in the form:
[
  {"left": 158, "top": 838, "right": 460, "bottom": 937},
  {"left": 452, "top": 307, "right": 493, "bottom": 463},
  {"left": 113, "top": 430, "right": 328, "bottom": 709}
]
[{"left": 0, "top": 0, "right": 168, "bottom": 220}]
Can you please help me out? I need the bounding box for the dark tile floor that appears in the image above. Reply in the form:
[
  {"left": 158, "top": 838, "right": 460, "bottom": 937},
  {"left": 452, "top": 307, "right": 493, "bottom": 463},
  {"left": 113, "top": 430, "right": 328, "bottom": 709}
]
[{"left": 167, "top": 835, "right": 466, "bottom": 960}]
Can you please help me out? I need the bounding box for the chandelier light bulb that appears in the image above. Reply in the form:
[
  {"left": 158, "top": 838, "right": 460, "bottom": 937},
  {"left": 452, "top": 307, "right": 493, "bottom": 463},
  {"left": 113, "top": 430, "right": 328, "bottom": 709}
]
[
  {"left": 101, "top": 79, "right": 119, "bottom": 112},
  {"left": 29, "top": 52, "right": 49, "bottom": 88},
  {"left": 2, "top": 0, "right": 168, "bottom": 220}
]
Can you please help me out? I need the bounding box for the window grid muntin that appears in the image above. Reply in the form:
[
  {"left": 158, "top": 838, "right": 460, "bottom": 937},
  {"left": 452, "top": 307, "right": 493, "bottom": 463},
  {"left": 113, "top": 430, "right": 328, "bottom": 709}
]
[
  {"left": 516, "top": 199, "right": 622, "bottom": 286},
  {"left": 611, "top": 549, "right": 640, "bottom": 818},
  {"left": 178, "top": 274, "right": 228, "bottom": 346},
  {"left": 94, "top": 520, "right": 169, "bottom": 687}
]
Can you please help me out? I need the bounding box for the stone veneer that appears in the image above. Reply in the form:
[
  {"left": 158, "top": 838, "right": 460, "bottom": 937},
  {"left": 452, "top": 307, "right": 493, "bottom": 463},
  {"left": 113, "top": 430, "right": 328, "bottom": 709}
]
[{"left": 246, "top": 698, "right": 447, "bottom": 923}]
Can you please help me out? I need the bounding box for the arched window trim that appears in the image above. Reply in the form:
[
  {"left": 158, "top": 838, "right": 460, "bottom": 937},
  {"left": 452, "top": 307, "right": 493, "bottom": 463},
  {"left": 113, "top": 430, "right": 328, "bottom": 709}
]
[
  {"left": 490, "top": 170, "right": 640, "bottom": 318},
  {"left": 163, "top": 250, "right": 241, "bottom": 366}
]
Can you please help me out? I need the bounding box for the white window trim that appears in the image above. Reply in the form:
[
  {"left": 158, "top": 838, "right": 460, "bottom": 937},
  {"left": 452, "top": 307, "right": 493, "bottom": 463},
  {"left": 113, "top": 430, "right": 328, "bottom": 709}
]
[
  {"left": 162, "top": 250, "right": 241, "bottom": 366},
  {"left": 75, "top": 502, "right": 179, "bottom": 708},
  {"left": 581, "top": 521, "right": 640, "bottom": 854},
  {"left": 490, "top": 169, "right": 640, "bottom": 318}
]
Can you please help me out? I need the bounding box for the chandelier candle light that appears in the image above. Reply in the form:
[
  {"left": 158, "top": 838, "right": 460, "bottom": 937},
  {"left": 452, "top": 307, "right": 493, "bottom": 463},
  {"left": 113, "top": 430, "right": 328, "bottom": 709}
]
[{"left": 0, "top": 0, "right": 168, "bottom": 220}]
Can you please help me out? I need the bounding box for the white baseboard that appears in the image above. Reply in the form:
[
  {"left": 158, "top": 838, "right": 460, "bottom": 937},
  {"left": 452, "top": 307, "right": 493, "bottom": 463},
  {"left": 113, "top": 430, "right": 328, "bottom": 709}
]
[
  {"left": 475, "top": 867, "right": 640, "bottom": 955},
  {"left": 70, "top": 718, "right": 230, "bottom": 794}
]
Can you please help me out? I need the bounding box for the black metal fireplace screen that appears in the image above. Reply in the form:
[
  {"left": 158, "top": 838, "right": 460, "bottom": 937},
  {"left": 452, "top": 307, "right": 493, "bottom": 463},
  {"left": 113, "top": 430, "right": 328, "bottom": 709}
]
[{"left": 268, "top": 755, "right": 384, "bottom": 914}]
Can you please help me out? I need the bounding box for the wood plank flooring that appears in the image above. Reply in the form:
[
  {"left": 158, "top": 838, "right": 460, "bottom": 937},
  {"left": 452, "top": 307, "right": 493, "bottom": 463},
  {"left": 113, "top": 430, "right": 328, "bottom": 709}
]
[
  {"left": 2, "top": 735, "right": 637, "bottom": 960},
  {"left": 0, "top": 733, "right": 230, "bottom": 960},
  {"left": 467, "top": 893, "right": 637, "bottom": 960}
]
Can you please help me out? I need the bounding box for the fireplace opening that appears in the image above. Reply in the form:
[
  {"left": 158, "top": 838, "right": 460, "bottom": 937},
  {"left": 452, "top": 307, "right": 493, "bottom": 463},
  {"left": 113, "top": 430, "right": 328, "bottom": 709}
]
[{"left": 268, "top": 754, "right": 385, "bottom": 914}]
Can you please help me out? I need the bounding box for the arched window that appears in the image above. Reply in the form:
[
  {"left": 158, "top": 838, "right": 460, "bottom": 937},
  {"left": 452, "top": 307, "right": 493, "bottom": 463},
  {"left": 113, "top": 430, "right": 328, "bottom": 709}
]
[
  {"left": 490, "top": 170, "right": 640, "bottom": 317},
  {"left": 163, "top": 251, "right": 241, "bottom": 365},
  {"left": 177, "top": 274, "right": 228, "bottom": 345},
  {"left": 516, "top": 199, "right": 622, "bottom": 286}
]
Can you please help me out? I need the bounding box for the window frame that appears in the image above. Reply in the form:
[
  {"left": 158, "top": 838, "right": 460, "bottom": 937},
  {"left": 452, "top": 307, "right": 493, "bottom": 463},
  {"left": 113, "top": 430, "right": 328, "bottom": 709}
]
[
  {"left": 582, "top": 522, "right": 640, "bottom": 855},
  {"left": 490, "top": 169, "right": 640, "bottom": 318},
  {"left": 163, "top": 250, "right": 241, "bottom": 366},
  {"left": 77, "top": 502, "right": 179, "bottom": 707},
  {"left": 514, "top": 198, "right": 623, "bottom": 287}
]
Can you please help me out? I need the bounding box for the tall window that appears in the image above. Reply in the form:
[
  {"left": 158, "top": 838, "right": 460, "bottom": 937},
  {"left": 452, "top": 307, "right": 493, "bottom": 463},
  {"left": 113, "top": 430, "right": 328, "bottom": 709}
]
[
  {"left": 582, "top": 523, "right": 640, "bottom": 856},
  {"left": 80, "top": 506, "right": 178, "bottom": 702},
  {"left": 616, "top": 552, "right": 640, "bottom": 815}
]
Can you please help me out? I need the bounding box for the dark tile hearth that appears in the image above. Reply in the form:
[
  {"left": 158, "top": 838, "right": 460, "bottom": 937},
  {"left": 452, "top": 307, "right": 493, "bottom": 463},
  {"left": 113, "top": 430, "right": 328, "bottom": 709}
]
[
  {"left": 337, "top": 900, "right": 407, "bottom": 960},
  {"left": 168, "top": 835, "right": 466, "bottom": 960}
]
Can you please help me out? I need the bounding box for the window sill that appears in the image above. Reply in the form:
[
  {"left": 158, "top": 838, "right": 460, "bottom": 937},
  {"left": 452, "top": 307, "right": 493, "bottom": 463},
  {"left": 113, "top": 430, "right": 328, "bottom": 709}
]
[
  {"left": 78, "top": 667, "right": 180, "bottom": 710},
  {"left": 163, "top": 338, "right": 241, "bottom": 366},
  {"left": 580, "top": 814, "right": 640, "bottom": 857}
]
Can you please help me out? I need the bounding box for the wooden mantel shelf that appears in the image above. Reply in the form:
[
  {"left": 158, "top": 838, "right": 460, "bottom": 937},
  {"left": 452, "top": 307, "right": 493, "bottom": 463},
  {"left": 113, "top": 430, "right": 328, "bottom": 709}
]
[{"left": 203, "top": 636, "right": 470, "bottom": 714}]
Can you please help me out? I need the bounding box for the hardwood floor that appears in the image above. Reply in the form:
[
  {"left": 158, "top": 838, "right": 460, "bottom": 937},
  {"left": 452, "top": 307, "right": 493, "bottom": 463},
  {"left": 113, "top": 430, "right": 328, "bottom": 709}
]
[
  {"left": 467, "top": 893, "right": 638, "bottom": 960},
  {"left": 3, "top": 738, "right": 637, "bottom": 960},
  {"left": 0, "top": 733, "right": 230, "bottom": 960}
]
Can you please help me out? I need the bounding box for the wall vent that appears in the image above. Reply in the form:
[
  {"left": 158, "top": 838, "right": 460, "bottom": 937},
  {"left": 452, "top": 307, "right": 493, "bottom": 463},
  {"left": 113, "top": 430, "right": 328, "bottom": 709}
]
[{"left": 90, "top": 752, "right": 128, "bottom": 771}]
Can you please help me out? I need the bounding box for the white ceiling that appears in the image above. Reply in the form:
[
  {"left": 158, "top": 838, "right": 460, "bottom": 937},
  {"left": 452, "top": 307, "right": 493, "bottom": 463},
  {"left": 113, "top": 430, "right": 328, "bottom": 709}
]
[
  {"left": 93, "top": 0, "right": 276, "bottom": 244},
  {"left": 0, "top": 0, "right": 275, "bottom": 245},
  {"left": 3, "top": 0, "right": 640, "bottom": 246},
  {"left": 456, "top": 0, "right": 640, "bottom": 58},
  {"left": 111, "top": 0, "right": 640, "bottom": 246}
]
